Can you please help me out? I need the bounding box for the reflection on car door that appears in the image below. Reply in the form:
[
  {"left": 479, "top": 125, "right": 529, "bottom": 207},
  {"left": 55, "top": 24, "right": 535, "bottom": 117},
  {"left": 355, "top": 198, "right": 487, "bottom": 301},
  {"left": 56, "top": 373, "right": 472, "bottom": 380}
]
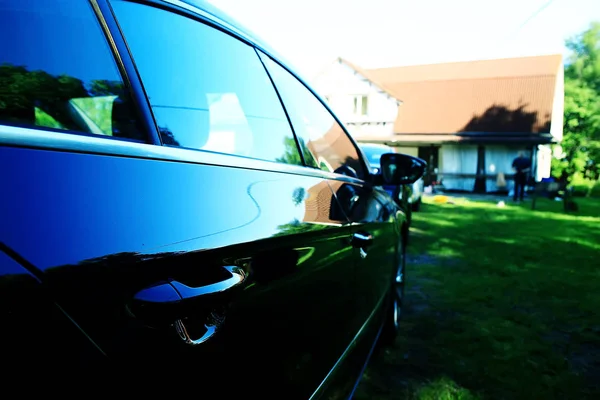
[
  {"left": 329, "top": 180, "right": 403, "bottom": 327},
  {"left": 1, "top": 147, "right": 361, "bottom": 397},
  {"left": 259, "top": 54, "right": 406, "bottom": 395},
  {"left": 1, "top": 1, "right": 365, "bottom": 397}
]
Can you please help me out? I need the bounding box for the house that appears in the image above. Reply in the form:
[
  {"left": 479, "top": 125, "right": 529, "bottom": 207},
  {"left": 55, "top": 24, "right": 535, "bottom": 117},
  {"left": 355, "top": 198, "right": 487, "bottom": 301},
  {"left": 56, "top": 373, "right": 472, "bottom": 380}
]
[{"left": 314, "top": 55, "right": 564, "bottom": 193}]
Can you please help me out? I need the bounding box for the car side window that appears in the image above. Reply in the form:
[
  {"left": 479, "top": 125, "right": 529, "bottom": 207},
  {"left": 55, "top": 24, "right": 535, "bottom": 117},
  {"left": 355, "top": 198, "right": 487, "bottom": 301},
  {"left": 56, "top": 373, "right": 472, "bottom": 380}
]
[
  {"left": 260, "top": 54, "right": 367, "bottom": 179},
  {"left": 0, "top": 0, "right": 143, "bottom": 141},
  {"left": 111, "top": 1, "right": 303, "bottom": 165}
]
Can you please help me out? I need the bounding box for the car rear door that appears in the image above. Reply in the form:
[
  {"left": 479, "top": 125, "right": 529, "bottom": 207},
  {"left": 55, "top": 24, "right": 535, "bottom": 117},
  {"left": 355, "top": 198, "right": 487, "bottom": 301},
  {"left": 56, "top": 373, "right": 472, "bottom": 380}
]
[{"left": 0, "top": 0, "right": 362, "bottom": 396}]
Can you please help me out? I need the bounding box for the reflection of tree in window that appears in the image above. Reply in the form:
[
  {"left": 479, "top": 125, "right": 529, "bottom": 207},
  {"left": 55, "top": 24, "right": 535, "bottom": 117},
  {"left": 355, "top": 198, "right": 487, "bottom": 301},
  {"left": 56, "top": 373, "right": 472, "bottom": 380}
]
[
  {"left": 0, "top": 64, "right": 141, "bottom": 139},
  {"left": 159, "top": 126, "right": 180, "bottom": 146},
  {"left": 275, "top": 137, "right": 304, "bottom": 166},
  {"left": 258, "top": 56, "right": 365, "bottom": 178},
  {"left": 292, "top": 187, "right": 306, "bottom": 206}
]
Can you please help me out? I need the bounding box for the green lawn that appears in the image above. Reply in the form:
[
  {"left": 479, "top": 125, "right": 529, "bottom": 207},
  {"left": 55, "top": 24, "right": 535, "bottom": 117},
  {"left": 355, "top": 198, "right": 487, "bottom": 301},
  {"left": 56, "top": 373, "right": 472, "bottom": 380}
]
[{"left": 355, "top": 196, "right": 600, "bottom": 400}]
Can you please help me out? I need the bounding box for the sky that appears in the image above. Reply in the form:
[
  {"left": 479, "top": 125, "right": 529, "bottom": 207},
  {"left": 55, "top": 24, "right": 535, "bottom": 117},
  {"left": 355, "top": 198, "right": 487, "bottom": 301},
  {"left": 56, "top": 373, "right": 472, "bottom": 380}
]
[{"left": 208, "top": 0, "right": 600, "bottom": 82}]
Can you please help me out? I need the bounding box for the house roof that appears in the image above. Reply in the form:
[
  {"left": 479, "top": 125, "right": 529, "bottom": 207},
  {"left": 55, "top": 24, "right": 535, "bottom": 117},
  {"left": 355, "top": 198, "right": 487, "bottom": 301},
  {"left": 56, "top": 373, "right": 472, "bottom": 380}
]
[
  {"left": 363, "top": 54, "right": 563, "bottom": 134},
  {"left": 355, "top": 132, "right": 555, "bottom": 146}
]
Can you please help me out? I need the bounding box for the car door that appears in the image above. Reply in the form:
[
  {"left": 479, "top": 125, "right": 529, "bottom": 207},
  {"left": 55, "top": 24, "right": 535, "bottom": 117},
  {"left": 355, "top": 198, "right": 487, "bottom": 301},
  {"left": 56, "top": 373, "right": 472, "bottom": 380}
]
[
  {"left": 0, "top": 0, "right": 361, "bottom": 396},
  {"left": 260, "top": 53, "right": 406, "bottom": 395}
]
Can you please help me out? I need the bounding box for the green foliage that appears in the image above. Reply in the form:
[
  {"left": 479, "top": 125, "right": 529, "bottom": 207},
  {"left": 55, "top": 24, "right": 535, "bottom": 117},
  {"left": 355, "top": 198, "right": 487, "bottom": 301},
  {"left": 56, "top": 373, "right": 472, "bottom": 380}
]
[
  {"left": 571, "top": 180, "right": 600, "bottom": 197},
  {"left": 34, "top": 107, "right": 64, "bottom": 129},
  {"left": 566, "top": 22, "right": 600, "bottom": 90},
  {"left": 0, "top": 63, "right": 124, "bottom": 134},
  {"left": 558, "top": 23, "right": 600, "bottom": 188},
  {"left": 70, "top": 96, "right": 116, "bottom": 135},
  {"left": 276, "top": 136, "right": 307, "bottom": 166},
  {"left": 89, "top": 80, "right": 125, "bottom": 97},
  {"left": 415, "top": 377, "right": 479, "bottom": 400}
]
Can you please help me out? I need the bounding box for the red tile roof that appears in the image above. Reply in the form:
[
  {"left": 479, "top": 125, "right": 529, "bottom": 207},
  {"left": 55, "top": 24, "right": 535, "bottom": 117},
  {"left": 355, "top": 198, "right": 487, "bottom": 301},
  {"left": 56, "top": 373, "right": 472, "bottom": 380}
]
[{"left": 361, "top": 55, "right": 562, "bottom": 134}]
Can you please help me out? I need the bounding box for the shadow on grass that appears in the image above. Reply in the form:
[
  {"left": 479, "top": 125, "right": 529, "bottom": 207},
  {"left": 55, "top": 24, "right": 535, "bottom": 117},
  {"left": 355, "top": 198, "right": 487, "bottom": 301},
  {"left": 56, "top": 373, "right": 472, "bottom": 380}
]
[{"left": 355, "top": 198, "right": 600, "bottom": 400}]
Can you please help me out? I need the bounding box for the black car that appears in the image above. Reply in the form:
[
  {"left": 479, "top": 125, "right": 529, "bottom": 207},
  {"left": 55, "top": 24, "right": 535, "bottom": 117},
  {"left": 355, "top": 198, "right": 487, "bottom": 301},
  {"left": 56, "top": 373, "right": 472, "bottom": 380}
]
[{"left": 0, "top": 0, "right": 425, "bottom": 396}]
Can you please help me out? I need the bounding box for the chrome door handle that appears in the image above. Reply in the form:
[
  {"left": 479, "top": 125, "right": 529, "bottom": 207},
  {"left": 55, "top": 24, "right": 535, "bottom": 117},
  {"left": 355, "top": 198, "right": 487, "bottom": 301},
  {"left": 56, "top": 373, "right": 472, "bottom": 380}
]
[
  {"left": 352, "top": 232, "right": 373, "bottom": 259},
  {"left": 131, "top": 265, "right": 247, "bottom": 346},
  {"left": 170, "top": 266, "right": 246, "bottom": 300},
  {"left": 170, "top": 266, "right": 246, "bottom": 346},
  {"left": 174, "top": 319, "right": 216, "bottom": 346},
  {"left": 352, "top": 232, "right": 373, "bottom": 247},
  {"left": 174, "top": 310, "right": 225, "bottom": 346}
]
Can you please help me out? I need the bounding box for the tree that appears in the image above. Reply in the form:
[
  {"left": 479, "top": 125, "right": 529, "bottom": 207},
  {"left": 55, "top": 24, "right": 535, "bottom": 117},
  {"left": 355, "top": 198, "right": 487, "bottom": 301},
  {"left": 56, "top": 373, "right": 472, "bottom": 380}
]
[
  {"left": 89, "top": 79, "right": 125, "bottom": 97},
  {"left": 556, "top": 22, "right": 600, "bottom": 192},
  {"left": 0, "top": 63, "right": 128, "bottom": 134},
  {"left": 275, "top": 136, "right": 305, "bottom": 166}
]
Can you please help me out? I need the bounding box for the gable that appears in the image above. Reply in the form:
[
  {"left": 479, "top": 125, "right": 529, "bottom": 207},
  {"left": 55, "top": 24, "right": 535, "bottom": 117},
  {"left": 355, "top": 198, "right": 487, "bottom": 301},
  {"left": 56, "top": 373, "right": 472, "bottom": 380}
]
[
  {"left": 313, "top": 60, "right": 400, "bottom": 125},
  {"left": 314, "top": 61, "right": 376, "bottom": 97}
]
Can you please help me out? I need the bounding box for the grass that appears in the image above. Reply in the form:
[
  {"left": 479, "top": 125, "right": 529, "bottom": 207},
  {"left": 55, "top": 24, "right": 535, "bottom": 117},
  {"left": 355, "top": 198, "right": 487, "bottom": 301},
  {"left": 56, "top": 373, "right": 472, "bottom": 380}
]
[{"left": 355, "top": 195, "right": 600, "bottom": 400}]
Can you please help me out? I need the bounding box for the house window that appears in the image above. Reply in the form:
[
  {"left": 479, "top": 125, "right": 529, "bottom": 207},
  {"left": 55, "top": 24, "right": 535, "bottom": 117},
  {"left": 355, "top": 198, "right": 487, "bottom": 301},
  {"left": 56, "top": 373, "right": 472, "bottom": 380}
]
[{"left": 352, "top": 95, "right": 368, "bottom": 116}]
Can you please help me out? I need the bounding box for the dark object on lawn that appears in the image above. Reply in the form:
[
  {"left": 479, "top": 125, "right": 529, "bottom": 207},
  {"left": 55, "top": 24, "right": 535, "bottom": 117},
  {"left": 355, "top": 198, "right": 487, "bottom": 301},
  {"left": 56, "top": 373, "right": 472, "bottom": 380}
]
[
  {"left": 565, "top": 200, "right": 579, "bottom": 212},
  {"left": 531, "top": 178, "right": 574, "bottom": 212}
]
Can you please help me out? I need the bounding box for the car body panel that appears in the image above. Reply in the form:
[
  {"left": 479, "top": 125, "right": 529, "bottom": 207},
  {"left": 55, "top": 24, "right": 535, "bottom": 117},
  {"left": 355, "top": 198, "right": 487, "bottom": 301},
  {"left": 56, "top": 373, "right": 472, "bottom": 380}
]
[
  {"left": 0, "top": 244, "right": 108, "bottom": 375},
  {"left": 0, "top": 0, "right": 412, "bottom": 396},
  {"left": 0, "top": 142, "right": 387, "bottom": 396}
]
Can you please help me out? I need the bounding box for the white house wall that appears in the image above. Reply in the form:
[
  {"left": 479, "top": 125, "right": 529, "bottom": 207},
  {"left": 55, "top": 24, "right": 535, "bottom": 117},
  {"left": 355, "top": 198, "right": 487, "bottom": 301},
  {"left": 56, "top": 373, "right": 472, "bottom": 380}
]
[
  {"left": 536, "top": 144, "right": 552, "bottom": 181},
  {"left": 440, "top": 145, "right": 542, "bottom": 192},
  {"left": 313, "top": 61, "right": 399, "bottom": 137},
  {"left": 550, "top": 66, "right": 564, "bottom": 141},
  {"left": 346, "top": 123, "right": 395, "bottom": 138}
]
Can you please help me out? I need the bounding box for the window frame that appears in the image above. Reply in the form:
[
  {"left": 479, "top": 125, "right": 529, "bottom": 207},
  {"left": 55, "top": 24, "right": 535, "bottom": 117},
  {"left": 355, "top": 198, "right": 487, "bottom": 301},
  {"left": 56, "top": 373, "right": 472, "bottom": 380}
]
[
  {"left": 257, "top": 50, "right": 371, "bottom": 182},
  {"left": 0, "top": 0, "right": 156, "bottom": 144},
  {"left": 0, "top": 0, "right": 368, "bottom": 185},
  {"left": 97, "top": 0, "right": 161, "bottom": 145},
  {"left": 351, "top": 95, "right": 368, "bottom": 116},
  {"left": 107, "top": 0, "right": 306, "bottom": 167}
]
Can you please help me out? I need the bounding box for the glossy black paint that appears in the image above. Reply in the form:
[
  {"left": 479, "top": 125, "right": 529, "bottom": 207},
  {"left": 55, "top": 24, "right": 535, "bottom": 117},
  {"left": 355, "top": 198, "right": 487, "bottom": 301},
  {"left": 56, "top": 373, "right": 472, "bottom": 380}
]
[
  {"left": 0, "top": 244, "right": 108, "bottom": 375},
  {"left": 1, "top": 144, "right": 400, "bottom": 396},
  {"left": 0, "top": 0, "right": 417, "bottom": 396}
]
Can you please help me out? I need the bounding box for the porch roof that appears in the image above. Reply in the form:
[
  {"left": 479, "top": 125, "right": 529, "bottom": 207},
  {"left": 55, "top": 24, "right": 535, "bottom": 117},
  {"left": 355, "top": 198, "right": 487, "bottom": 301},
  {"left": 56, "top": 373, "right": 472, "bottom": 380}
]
[{"left": 355, "top": 131, "right": 555, "bottom": 146}]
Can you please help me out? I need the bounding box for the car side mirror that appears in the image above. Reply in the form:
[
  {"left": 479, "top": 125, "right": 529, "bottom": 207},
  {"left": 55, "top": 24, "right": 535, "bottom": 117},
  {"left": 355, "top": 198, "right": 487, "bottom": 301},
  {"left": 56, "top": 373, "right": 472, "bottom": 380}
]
[{"left": 379, "top": 153, "right": 427, "bottom": 185}]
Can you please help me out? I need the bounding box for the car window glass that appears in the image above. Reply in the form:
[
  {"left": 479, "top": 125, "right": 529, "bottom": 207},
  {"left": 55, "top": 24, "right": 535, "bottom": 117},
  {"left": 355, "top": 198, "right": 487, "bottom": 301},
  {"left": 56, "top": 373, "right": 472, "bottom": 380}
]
[
  {"left": 111, "top": 1, "right": 302, "bottom": 165},
  {"left": 0, "top": 0, "right": 143, "bottom": 140},
  {"left": 361, "top": 147, "right": 383, "bottom": 168},
  {"left": 260, "top": 54, "right": 366, "bottom": 179}
]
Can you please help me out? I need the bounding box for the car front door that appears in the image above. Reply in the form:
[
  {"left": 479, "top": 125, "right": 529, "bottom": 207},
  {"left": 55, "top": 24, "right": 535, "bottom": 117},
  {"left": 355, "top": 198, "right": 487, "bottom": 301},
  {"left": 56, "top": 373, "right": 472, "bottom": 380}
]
[
  {"left": 1, "top": 0, "right": 362, "bottom": 397},
  {"left": 260, "top": 53, "right": 407, "bottom": 395}
]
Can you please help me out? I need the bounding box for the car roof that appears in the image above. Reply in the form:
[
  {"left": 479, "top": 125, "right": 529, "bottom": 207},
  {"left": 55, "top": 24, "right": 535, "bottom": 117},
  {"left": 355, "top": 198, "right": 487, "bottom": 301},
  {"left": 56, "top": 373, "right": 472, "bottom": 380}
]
[{"left": 177, "top": 0, "right": 292, "bottom": 69}]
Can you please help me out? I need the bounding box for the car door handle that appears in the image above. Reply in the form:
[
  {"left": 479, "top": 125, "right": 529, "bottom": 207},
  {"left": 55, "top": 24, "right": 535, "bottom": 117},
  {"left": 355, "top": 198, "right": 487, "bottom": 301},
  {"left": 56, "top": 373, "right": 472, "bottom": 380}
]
[
  {"left": 352, "top": 232, "right": 373, "bottom": 247},
  {"left": 170, "top": 266, "right": 246, "bottom": 300},
  {"left": 131, "top": 266, "right": 247, "bottom": 346},
  {"left": 352, "top": 232, "right": 373, "bottom": 259}
]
